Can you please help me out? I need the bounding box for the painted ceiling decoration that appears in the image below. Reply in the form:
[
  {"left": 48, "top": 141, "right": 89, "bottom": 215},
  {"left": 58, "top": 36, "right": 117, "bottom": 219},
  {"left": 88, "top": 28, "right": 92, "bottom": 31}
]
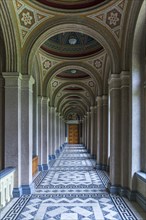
[
  {"left": 32, "top": 0, "right": 110, "bottom": 11},
  {"left": 38, "top": 51, "right": 58, "bottom": 79},
  {"left": 12, "top": 0, "right": 54, "bottom": 46},
  {"left": 41, "top": 32, "right": 103, "bottom": 58},
  {"left": 87, "top": 50, "right": 107, "bottom": 78},
  {"left": 88, "top": 0, "right": 127, "bottom": 46}
]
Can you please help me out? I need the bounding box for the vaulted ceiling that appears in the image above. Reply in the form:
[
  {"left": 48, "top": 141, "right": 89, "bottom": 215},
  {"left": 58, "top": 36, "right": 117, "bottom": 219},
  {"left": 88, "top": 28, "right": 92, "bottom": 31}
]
[{"left": 1, "top": 0, "right": 137, "bottom": 120}]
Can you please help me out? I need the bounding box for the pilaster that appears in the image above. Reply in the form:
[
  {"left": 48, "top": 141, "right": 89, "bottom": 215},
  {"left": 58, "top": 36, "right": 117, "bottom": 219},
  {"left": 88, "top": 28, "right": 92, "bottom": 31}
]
[
  {"left": 96, "top": 96, "right": 103, "bottom": 169},
  {"left": 120, "top": 71, "right": 130, "bottom": 189},
  {"left": 0, "top": 76, "right": 4, "bottom": 170},
  {"left": 37, "top": 96, "right": 43, "bottom": 171},
  {"left": 93, "top": 106, "right": 97, "bottom": 159},
  {"left": 143, "top": 81, "right": 146, "bottom": 171},
  {"left": 108, "top": 74, "right": 121, "bottom": 192},
  {"left": 86, "top": 112, "right": 90, "bottom": 153},
  {"left": 21, "top": 75, "right": 35, "bottom": 194},
  {"left": 102, "top": 95, "right": 108, "bottom": 170},
  {"left": 90, "top": 106, "right": 94, "bottom": 157},
  {"left": 41, "top": 97, "right": 49, "bottom": 170},
  {"left": 2, "top": 72, "right": 22, "bottom": 196}
]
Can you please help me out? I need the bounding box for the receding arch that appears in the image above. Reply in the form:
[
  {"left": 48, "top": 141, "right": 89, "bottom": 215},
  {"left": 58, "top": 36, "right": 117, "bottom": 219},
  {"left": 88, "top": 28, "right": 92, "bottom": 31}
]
[
  {"left": 50, "top": 82, "right": 95, "bottom": 106},
  {"left": 25, "top": 18, "right": 120, "bottom": 75},
  {"left": 44, "top": 62, "right": 102, "bottom": 96},
  {"left": 60, "top": 99, "right": 88, "bottom": 115},
  {"left": 56, "top": 93, "right": 91, "bottom": 111}
]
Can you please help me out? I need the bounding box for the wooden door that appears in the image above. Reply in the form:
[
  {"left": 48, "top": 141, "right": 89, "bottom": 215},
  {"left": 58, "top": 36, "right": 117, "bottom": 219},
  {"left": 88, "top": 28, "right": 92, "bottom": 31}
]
[{"left": 68, "top": 124, "right": 79, "bottom": 144}]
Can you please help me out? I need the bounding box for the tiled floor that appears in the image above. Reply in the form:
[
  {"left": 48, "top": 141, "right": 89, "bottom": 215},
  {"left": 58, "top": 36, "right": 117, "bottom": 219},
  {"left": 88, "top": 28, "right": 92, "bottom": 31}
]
[{"left": 1, "top": 144, "right": 145, "bottom": 220}]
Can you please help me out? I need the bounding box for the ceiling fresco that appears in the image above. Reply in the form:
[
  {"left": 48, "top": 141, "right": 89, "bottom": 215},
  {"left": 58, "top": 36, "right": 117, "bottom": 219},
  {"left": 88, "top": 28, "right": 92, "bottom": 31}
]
[{"left": 41, "top": 32, "right": 103, "bottom": 58}]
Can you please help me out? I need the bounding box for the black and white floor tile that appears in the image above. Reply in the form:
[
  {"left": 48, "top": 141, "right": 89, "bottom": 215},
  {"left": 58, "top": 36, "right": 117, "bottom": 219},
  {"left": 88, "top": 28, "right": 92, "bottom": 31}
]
[{"left": 1, "top": 144, "right": 139, "bottom": 220}]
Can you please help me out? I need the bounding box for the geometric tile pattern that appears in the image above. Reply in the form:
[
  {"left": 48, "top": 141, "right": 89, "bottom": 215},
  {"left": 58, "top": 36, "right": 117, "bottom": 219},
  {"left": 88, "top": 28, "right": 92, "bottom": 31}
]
[{"left": 2, "top": 144, "right": 139, "bottom": 220}]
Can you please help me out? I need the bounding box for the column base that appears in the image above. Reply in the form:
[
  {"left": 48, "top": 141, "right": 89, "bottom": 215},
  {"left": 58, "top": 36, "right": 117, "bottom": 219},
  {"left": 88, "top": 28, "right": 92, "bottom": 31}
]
[
  {"left": 13, "top": 187, "right": 22, "bottom": 197},
  {"left": 38, "top": 164, "right": 43, "bottom": 171},
  {"left": 107, "top": 183, "right": 121, "bottom": 194},
  {"left": 21, "top": 183, "right": 35, "bottom": 194},
  {"left": 42, "top": 164, "right": 49, "bottom": 170},
  {"left": 56, "top": 149, "right": 60, "bottom": 158},
  {"left": 52, "top": 154, "right": 56, "bottom": 160},
  {"left": 96, "top": 164, "right": 102, "bottom": 170}
]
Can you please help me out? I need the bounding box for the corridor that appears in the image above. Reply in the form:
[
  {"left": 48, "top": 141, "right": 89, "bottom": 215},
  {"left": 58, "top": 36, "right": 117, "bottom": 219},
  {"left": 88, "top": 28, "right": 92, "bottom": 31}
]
[{"left": 1, "top": 144, "right": 141, "bottom": 220}]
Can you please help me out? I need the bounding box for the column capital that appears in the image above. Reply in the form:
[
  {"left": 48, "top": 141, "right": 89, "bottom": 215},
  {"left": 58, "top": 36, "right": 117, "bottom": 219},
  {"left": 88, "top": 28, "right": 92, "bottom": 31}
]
[
  {"left": 108, "top": 74, "right": 121, "bottom": 90},
  {"left": 21, "top": 75, "right": 35, "bottom": 92},
  {"left": 2, "top": 72, "right": 22, "bottom": 87},
  {"left": 120, "top": 71, "right": 130, "bottom": 87},
  {"left": 96, "top": 96, "right": 102, "bottom": 106},
  {"left": 42, "top": 97, "right": 49, "bottom": 105},
  {"left": 102, "top": 95, "right": 108, "bottom": 105}
]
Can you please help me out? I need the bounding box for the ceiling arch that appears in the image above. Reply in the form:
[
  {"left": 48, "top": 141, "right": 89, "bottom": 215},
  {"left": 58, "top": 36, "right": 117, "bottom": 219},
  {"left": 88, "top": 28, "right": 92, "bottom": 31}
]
[
  {"left": 56, "top": 93, "right": 91, "bottom": 111},
  {"left": 61, "top": 101, "right": 86, "bottom": 116},
  {"left": 50, "top": 82, "right": 95, "bottom": 106},
  {"left": 58, "top": 97, "right": 90, "bottom": 114},
  {"left": 64, "top": 108, "right": 85, "bottom": 120},
  {"left": 25, "top": 18, "right": 120, "bottom": 75},
  {"left": 43, "top": 62, "right": 103, "bottom": 96},
  {"left": 33, "top": 0, "right": 110, "bottom": 11}
]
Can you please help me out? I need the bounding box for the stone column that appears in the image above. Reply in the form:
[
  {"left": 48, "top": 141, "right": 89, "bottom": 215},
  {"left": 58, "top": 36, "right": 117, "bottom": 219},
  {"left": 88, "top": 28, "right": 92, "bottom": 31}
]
[
  {"left": 120, "top": 71, "right": 130, "bottom": 192},
  {"left": 47, "top": 104, "right": 50, "bottom": 163},
  {"left": 41, "top": 97, "right": 49, "bottom": 170},
  {"left": 90, "top": 106, "right": 94, "bottom": 157},
  {"left": 108, "top": 74, "right": 121, "bottom": 193},
  {"left": 93, "top": 106, "right": 97, "bottom": 159},
  {"left": 0, "top": 76, "right": 4, "bottom": 170},
  {"left": 96, "top": 96, "right": 103, "bottom": 169},
  {"left": 2, "top": 72, "right": 22, "bottom": 196},
  {"left": 21, "top": 75, "right": 35, "bottom": 194},
  {"left": 52, "top": 107, "right": 55, "bottom": 158},
  {"left": 84, "top": 115, "right": 87, "bottom": 148},
  {"left": 49, "top": 107, "right": 54, "bottom": 160},
  {"left": 86, "top": 112, "right": 90, "bottom": 152},
  {"left": 82, "top": 117, "right": 85, "bottom": 145},
  {"left": 58, "top": 114, "right": 61, "bottom": 148},
  {"left": 144, "top": 81, "right": 146, "bottom": 172},
  {"left": 102, "top": 95, "right": 108, "bottom": 170},
  {"left": 37, "top": 96, "right": 43, "bottom": 171},
  {"left": 55, "top": 112, "right": 60, "bottom": 156}
]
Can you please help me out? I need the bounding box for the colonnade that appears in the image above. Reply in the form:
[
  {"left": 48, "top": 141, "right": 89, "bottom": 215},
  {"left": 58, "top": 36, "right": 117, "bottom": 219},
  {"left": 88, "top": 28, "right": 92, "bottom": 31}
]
[
  {"left": 1, "top": 73, "right": 66, "bottom": 196},
  {"left": 82, "top": 71, "right": 130, "bottom": 194}
]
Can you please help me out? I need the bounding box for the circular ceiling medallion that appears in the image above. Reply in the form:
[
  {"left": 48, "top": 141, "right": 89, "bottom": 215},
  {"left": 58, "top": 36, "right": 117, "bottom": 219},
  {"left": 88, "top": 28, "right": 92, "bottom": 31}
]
[
  {"left": 35, "top": 0, "right": 110, "bottom": 11},
  {"left": 41, "top": 32, "right": 103, "bottom": 58}
]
